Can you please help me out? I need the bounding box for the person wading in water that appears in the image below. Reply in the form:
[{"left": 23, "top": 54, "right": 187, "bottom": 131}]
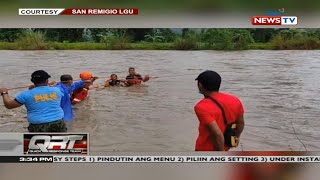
[
  {"left": 56, "top": 74, "right": 89, "bottom": 122},
  {"left": 125, "top": 67, "right": 150, "bottom": 86},
  {"left": 0, "top": 70, "right": 66, "bottom": 132},
  {"left": 71, "top": 71, "right": 98, "bottom": 105}
]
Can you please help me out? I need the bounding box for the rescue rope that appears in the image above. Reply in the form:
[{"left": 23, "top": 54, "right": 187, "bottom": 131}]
[
  {"left": 290, "top": 120, "right": 308, "bottom": 151},
  {"left": 240, "top": 142, "right": 244, "bottom": 151},
  {"left": 114, "top": 73, "right": 197, "bottom": 80},
  {"left": 152, "top": 73, "right": 196, "bottom": 79},
  {"left": 7, "top": 85, "right": 33, "bottom": 91},
  {"left": 6, "top": 79, "right": 82, "bottom": 91},
  {"left": 5, "top": 73, "right": 198, "bottom": 91}
]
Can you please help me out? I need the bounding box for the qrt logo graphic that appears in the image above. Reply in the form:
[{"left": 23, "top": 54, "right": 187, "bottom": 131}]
[{"left": 24, "top": 134, "right": 88, "bottom": 154}]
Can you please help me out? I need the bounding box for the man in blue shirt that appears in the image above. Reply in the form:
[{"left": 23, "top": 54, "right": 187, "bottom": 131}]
[
  {"left": 56, "top": 74, "right": 87, "bottom": 121},
  {"left": 0, "top": 70, "right": 66, "bottom": 132}
]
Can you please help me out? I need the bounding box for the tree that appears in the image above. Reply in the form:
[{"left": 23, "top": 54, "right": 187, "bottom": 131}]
[
  {"left": 201, "top": 29, "right": 234, "bottom": 50},
  {"left": 233, "top": 29, "right": 255, "bottom": 49},
  {"left": 182, "top": 28, "right": 190, "bottom": 37},
  {"left": 158, "top": 28, "right": 177, "bottom": 42},
  {"left": 88, "top": 29, "right": 108, "bottom": 42},
  {"left": 82, "top": 29, "right": 93, "bottom": 42},
  {"left": 144, "top": 29, "right": 164, "bottom": 42},
  {"left": 127, "top": 29, "right": 153, "bottom": 42},
  {"left": 35, "top": 28, "right": 85, "bottom": 42},
  {"left": 250, "top": 29, "right": 279, "bottom": 42},
  {"left": 0, "top": 29, "right": 24, "bottom": 42}
]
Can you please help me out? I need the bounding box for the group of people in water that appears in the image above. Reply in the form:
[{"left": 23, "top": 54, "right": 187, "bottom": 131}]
[
  {"left": 0, "top": 67, "right": 150, "bottom": 132},
  {"left": 106, "top": 67, "right": 150, "bottom": 87},
  {"left": 0, "top": 67, "right": 245, "bottom": 152}
]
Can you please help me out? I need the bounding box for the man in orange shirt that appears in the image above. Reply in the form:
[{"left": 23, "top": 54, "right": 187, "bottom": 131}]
[
  {"left": 194, "top": 70, "right": 245, "bottom": 151},
  {"left": 125, "top": 67, "right": 150, "bottom": 86},
  {"left": 71, "top": 72, "right": 98, "bottom": 105}
]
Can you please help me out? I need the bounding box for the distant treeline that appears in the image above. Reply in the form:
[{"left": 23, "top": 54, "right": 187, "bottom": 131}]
[{"left": 0, "top": 28, "right": 320, "bottom": 50}]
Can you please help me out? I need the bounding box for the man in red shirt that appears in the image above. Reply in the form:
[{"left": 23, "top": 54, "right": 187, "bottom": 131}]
[{"left": 194, "top": 70, "right": 245, "bottom": 151}]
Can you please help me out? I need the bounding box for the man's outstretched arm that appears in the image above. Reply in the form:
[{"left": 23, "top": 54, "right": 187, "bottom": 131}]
[{"left": 0, "top": 89, "right": 23, "bottom": 109}]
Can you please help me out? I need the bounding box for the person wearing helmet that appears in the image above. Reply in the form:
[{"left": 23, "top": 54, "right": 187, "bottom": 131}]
[{"left": 71, "top": 72, "right": 98, "bottom": 105}]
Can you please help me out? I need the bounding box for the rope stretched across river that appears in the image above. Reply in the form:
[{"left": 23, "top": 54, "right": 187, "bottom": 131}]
[
  {"left": 6, "top": 79, "right": 81, "bottom": 91},
  {"left": 5, "top": 73, "right": 198, "bottom": 91},
  {"left": 290, "top": 120, "right": 308, "bottom": 151}
]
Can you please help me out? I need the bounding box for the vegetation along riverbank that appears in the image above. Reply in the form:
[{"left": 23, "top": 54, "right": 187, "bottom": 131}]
[{"left": 0, "top": 28, "right": 319, "bottom": 50}]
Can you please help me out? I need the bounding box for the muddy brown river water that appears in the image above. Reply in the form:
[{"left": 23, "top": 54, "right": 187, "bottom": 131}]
[{"left": 0, "top": 50, "right": 320, "bottom": 152}]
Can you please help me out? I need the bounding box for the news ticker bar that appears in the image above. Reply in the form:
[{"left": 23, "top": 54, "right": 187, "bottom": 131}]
[
  {"left": 18, "top": 8, "right": 139, "bottom": 16},
  {"left": 1, "top": 156, "right": 320, "bottom": 163}
]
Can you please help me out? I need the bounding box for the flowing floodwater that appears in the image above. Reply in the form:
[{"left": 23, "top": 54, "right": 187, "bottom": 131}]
[{"left": 0, "top": 50, "right": 320, "bottom": 152}]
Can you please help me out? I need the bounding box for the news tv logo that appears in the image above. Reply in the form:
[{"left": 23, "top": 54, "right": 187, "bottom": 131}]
[
  {"left": 252, "top": 16, "right": 298, "bottom": 26},
  {"left": 23, "top": 134, "right": 88, "bottom": 154}
]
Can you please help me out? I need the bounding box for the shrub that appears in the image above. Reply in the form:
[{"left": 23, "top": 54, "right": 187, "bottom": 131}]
[
  {"left": 271, "top": 31, "right": 320, "bottom": 50},
  {"left": 100, "top": 30, "right": 132, "bottom": 50},
  {"left": 201, "top": 29, "right": 234, "bottom": 50},
  {"left": 233, "top": 30, "right": 255, "bottom": 50},
  {"left": 173, "top": 34, "right": 199, "bottom": 50},
  {"left": 15, "top": 30, "right": 47, "bottom": 50},
  {"left": 271, "top": 34, "right": 288, "bottom": 49}
]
